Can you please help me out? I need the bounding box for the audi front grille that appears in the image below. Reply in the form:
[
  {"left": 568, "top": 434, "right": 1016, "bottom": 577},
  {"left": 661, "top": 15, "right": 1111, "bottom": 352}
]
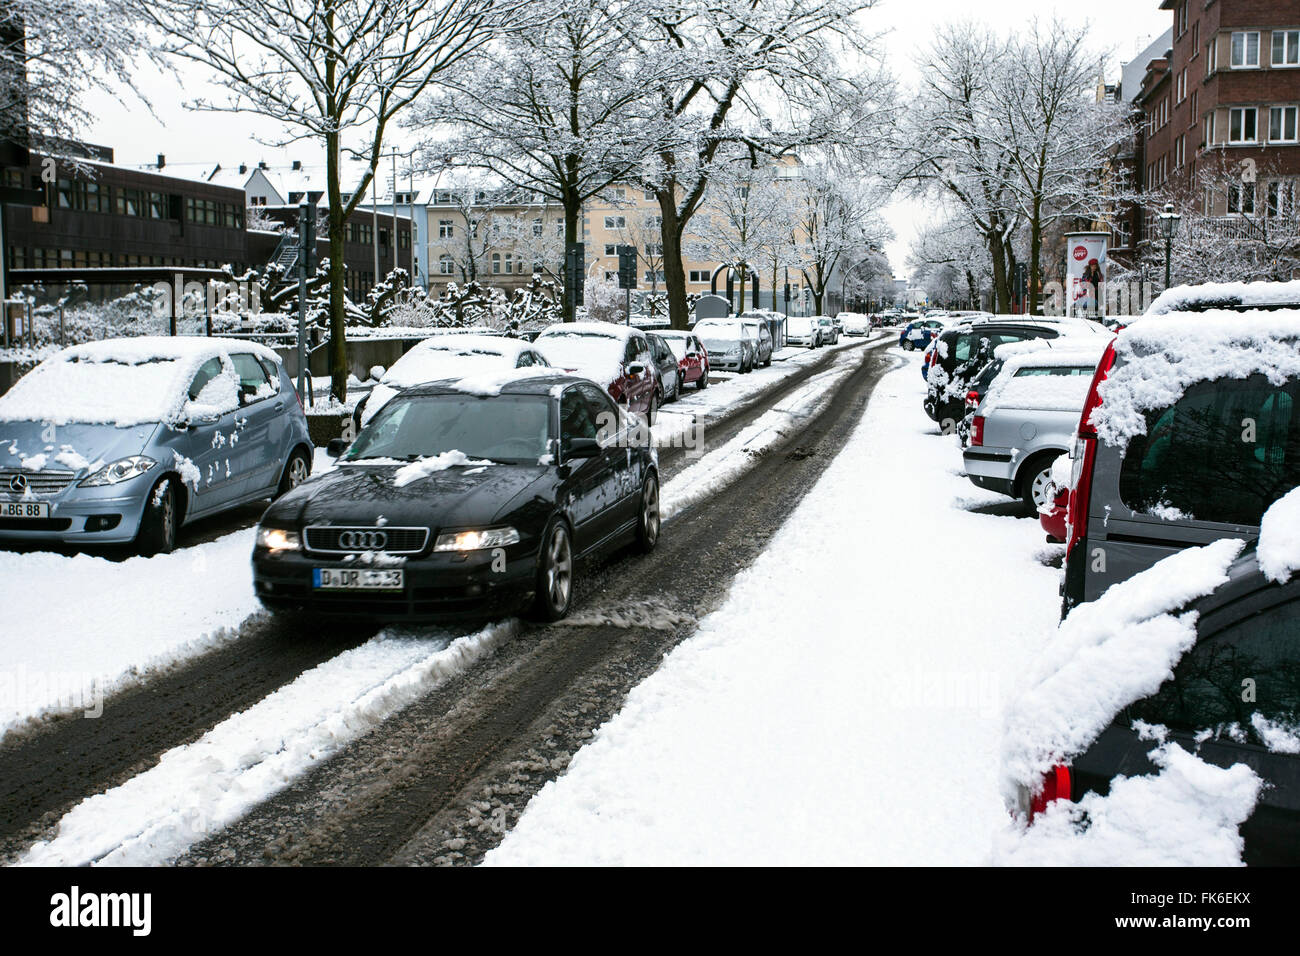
[{"left": 303, "top": 526, "right": 430, "bottom": 555}]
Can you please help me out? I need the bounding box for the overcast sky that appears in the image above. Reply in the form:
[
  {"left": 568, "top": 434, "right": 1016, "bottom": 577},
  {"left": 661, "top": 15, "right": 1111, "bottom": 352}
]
[{"left": 82, "top": 0, "right": 1175, "bottom": 280}]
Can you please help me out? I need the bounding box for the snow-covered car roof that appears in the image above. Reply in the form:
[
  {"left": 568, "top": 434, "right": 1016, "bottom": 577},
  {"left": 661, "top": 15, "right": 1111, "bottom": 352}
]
[
  {"left": 536, "top": 321, "right": 639, "bottom": 342},
  {"left": 0, "top": 336, "right": 279, "bottom": 427},
  {"left": 1091, "top": 310, "right": 1300, "bottom": 450},
  {"left": 379, "top": 334, "right": 540, "bottom": 390},
  {"left": 1146, "top": 279, "right": 1300, "bottom": 316}
]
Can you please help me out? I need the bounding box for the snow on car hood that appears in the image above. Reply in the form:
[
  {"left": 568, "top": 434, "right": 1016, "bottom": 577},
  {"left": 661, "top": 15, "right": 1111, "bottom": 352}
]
[{"left": 0, "top": 420, "right": 158, "bottom": 476}]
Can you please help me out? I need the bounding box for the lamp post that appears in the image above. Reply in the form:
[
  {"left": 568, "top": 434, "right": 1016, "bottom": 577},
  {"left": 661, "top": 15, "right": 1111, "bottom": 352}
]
[{"left": 1158, "top": 202, "right": 1181, "bottom": 290}]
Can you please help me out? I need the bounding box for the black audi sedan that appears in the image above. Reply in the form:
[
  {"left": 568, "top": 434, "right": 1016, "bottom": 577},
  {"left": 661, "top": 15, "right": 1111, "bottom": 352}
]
[{"left": 252, "top": 372, "right": 660, "bottom": 623}]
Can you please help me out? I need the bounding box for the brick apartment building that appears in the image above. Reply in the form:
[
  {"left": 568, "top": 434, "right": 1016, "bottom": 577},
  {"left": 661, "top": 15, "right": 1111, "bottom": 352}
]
[{"left": 1129, "top": 0, "right": 1300, "bottom": 250}]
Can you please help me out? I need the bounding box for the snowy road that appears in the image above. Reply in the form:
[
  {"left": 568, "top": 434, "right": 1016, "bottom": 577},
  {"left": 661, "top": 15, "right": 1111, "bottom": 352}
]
[{"left": 0, "top": 336, "right": 886, "bottom": 865}]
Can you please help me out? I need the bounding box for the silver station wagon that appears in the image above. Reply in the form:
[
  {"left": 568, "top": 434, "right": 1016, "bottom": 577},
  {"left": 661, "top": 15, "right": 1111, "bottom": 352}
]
[{"left": 0, "top": 337, "right": 312, "bottom": 555}]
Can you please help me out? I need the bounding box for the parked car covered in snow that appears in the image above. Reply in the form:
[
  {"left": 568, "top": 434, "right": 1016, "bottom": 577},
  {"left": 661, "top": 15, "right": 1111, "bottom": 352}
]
[
  {"left": 924, "top": 317, "right": 1110, "bottom": 425},
  {"left": 354, "top": 334, "right": 551, "bottom": 428},
  {"left": 785, "top": 315, "right": 821, "bottom": 349},
  {"left": 534, "top": 322, "right": 660, "bottom": 423},
  {"left": 837, "top": 312, "right": 872, "bottom": 336},
  {"left": 1061, "top": 306, "right": 1300, "bottom": 616},
  {"left": 253, "top": 372, "right": 659, "bottom": 623},
  {"left": 1006, "top": 495, "right": 1300, "bottom": 864},
  {"left": 0, "top": 337, "right": 312, "bottom": 555},
  {"left": 645, "top": 333, "right": 682, "bottom": 403},
  {"left": 898, "top": 317, "right": 944, "bottom": 351},
  {"left": 694, "top": 318, "right": 758, "bottom": 373},
  {"left": 656, "top": 330, "right": 710, "bottom": 391},
  {"left": 963, "top": 342, "right": 1108, "bottom": 512},
  {"left": 816, "top": 315, "right": 839, "bottom": 345}
]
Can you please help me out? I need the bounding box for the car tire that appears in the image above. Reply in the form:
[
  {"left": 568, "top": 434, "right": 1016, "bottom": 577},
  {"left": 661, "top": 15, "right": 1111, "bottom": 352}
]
[
  {"left": 634, "top": 471, "right": 660, "bottom": 554},
  {"left": 646, "top": 392, "right": 658, "bottom": 426},
  {"left": 276, "top": 448, "right": 311, "bottom": 499},
  {"left": 697, "top": 368, "right": 708, "bottom": 390},
  {"left": 903, "top": 340, "right": 915, "bottom": 351},
  {"left": 136, "top": 477, "right": 178, "bottom": 557},
  {"left": 531, "top": 518, "right": 575, "bottom": 622},
  {"left": 1020, "top": 453, "right": 1061, "bottom": 513},
  {"left": 763, "top": 354, "right": 772, "bottom": 367}
]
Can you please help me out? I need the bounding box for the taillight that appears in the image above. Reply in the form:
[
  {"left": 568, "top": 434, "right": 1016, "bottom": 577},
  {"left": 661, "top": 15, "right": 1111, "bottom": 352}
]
[
  {"left": 1030, "top": 764, "right": 1072, "bottom": 819},
  {"left": 1077, "top": 341, "right": 1117, "bottom": 440},
  {"left": 970, "top": 415, "right": 985, "bottom": 446},
  {"left": 965, "top": 389, "right": 980, "bottom": 409}
]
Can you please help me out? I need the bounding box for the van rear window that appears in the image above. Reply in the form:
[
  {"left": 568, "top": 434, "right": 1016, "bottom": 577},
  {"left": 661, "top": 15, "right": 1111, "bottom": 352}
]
[{"left": 1118, "top": 375, "right": 1300, "bottom": 526}]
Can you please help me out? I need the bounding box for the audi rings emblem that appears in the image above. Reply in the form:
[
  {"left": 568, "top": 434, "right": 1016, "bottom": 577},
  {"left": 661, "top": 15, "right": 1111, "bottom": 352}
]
[
  {"left": 338, "top": 529, "right": 387, "bottom": 550},
  {"left": 9, "top": 474, "right": 27, "bottom": 493}
]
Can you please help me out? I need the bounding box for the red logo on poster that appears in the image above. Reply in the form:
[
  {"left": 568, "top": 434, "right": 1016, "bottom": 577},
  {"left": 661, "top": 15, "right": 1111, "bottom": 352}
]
[{"left": 1073, "top": 245, "right": 1089, "bottom": 261}]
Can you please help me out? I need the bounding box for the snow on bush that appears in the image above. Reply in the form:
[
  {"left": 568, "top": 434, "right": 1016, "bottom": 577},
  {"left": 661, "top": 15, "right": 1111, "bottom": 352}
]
[
  {"left": 1257, "top": 486, "right": 1300, "bottom": 584},
  {"left": 1001, "top": 537, "right": 1245, "bottom": 796},
  {"left": 1091, "top": 310, "right": 1300, "bottom": 451},
  {"left": 994, "top": 740, "right": 1261, "bottom": 866}
]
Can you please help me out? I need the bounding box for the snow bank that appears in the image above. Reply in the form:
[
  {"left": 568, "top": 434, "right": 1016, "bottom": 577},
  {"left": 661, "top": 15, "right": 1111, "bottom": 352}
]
[
  {"left": 0, "top": 529, "right": 261, "bottom": 740},
  {"left": 1257, "top": 486, "right": 1300, "bottom": 583},
  {"left": 1092, "top": 311, "right": 1300, "bottom": 451},
  {"left": 1000, "top": 537, "right": 1245, "bottom": 794}
]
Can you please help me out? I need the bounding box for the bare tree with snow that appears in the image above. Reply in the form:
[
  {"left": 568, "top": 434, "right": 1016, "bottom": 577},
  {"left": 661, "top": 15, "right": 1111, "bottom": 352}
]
[
  {"left": 140, "top": 0, "right": 508, "bottom": 401},
  {"left": 416, "top": 0, "right": 657, "bottom": 320}
]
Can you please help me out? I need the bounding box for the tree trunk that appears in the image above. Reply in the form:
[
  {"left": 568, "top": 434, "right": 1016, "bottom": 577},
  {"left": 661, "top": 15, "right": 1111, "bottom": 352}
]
[
  {"left": 658, "top": 196, "right": 690, "bottom": 330},
  {"left": 1028, "top": 197, "right": 1043, "bottom": 316},
  {"left": 562, "top": 191, "right": 579, "bottom": 322},
  {"left": 326, "top": 130, "right": 348, "bottom": 403}
]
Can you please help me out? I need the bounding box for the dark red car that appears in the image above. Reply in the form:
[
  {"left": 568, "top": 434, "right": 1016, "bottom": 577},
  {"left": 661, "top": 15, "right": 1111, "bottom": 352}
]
[
  {"left": 535, "top": 322, "right": 661, "bottom": 422},
  {"left": 656, "top": 330, "right": 710, "bottom": 391},
  {"left": 1040, "top": 484, "right": 1068, "bottom": 543}
]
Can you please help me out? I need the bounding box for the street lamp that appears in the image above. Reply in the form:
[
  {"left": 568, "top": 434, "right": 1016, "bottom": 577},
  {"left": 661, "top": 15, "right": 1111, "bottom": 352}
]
[{"left": 1158, "top": 202, "right": 1181, "bottom": 290}]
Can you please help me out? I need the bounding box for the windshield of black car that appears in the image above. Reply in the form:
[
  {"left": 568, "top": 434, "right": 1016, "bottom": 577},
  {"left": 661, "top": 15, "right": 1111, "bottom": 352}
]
[{"left": 346, "top": 394, "right": 551, "bottom": 463}]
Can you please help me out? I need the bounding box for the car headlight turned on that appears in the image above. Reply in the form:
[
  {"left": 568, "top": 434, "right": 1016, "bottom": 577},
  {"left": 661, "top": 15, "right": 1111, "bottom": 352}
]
[
  {"left": 434, "top": 527, "right": 521, "bottom": 552},
  {"left": 78, "top": 456, "right": 157, "bottom": 486},
  {"left": 256, "top": 527, "right": 302, "bottom": 552}
]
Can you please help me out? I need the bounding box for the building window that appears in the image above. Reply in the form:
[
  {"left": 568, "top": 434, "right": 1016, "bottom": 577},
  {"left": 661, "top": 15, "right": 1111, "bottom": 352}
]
[
  {"left": 603, "top": 216, "right": 625, "bottom": 230},
  {"left": 1231, "top": 32, "right": 1260, "bottom": 69},
  {"left": 56, "top": 178, "right": 111, "bottom": 213},
  {"left": 492, "top": 253, "right": 501, "bottom": 274},
  {"left": 1190, "top": 90, "right": 1198, "bottom": 121},
  {"left": 1228, "top": 182, "right": 1256, "bottom": 216},
  {"left": 1176, "top": 69, "right": 1186, "bottom": 103},
  {"left": 643, "top": 190, "right": 656, "bottom": 201},
  {"left": 438, "top": 219, "right": 453, "bottom": 238},
  {"left": 644, "top": 270, "right": 665, "bottom": 284},
  {"left": 1207, "top": 39, "right": 1218, "bottom": 75},
  {"left": 438, "top": 254, "right": 454, "bottom": 275},
  {"left": 1228, "top": 107, "right": 1258, "bottom": 144},
  {"left": 1267, "top": 181, "right": 1296, "bottom": 218},
  {"left": 533, "top": 218, "right": 543, "bottom": 237},
  {"left": 1274, "top": 30, "right": 1300, "bottom": 67},
  {"left": 688, "top": 270, "right": 710, "bottom": 283},
  {"left": 644, "top": 242, "right": 662, "bottom": 256},
  {"left": 1176, "top": 2, "right": 1187, "bottom": 37},
  {"left": 1270, "top": 106, "right": 1299, "bottom": 143},
  {"left": 604, "top": 244, "right": 617, "bottom": 257}
]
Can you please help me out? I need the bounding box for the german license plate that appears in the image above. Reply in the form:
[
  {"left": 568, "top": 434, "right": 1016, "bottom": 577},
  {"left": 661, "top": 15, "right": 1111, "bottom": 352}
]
[
  {"left": 312, "top": 567, "right": 404, "bottom": 590},
  {"left": 0, "top": 501, "right": 50, "bottom": 519}
]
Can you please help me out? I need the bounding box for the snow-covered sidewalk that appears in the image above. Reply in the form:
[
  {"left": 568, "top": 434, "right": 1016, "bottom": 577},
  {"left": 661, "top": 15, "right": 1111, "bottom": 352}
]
[{"left": 487, "top": 350, "right": 1061, "bottom": 865}]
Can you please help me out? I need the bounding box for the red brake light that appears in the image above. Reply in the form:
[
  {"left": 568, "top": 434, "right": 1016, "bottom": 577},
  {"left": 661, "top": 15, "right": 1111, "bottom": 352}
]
[
  {"left": 970, "top": 415, "right": 985, "bottom": 446},
  {"left": 1077, "top": 341, "right": 1117, "bottom": 439},
  {"left": 1030, "top": 764, "right": 1072, "bottom": 819},
  {"left": 965, "top": 389, "right": 980, "bottom": 409}
]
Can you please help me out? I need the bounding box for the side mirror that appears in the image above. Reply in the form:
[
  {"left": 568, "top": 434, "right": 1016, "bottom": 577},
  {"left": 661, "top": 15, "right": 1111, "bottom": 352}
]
[
  {"left": 563, "top": 437, "right": 601, "bottom": 461},
  {"left": 326, "top": 438, "right": 349, "bottom": 458},
  {"left": 627, "top": 363, "right": 646, "bottom": 376}
]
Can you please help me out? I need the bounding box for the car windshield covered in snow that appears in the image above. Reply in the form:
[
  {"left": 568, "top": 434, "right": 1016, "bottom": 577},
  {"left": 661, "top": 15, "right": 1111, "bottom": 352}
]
[
  {"left": 345, "top": 393, "right": 551, "bottom": 464},
  {"left": 656, "top": 332, "right": 692, "bottom": 360},
  {"left": 0, "top": 354, "right": 189, "bottom": 427},
  {"left": 694, "top": 320, "right": 750, "bottom": 347}
]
